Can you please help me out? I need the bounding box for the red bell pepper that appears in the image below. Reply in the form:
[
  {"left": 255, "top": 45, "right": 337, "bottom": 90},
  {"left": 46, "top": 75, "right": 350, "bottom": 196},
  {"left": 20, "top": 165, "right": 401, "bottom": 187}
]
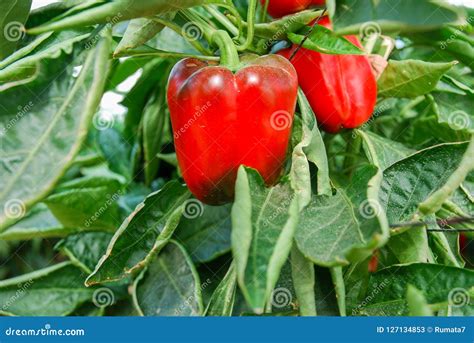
[
  {"left": 167, "top": 31, "right": 298, "bottom": 205},
  {"left": 279, "top": 17, "right": 377, "bottom": 133},
  {"left": 260, "top": 0, "right": 312, "bottom": 18}
]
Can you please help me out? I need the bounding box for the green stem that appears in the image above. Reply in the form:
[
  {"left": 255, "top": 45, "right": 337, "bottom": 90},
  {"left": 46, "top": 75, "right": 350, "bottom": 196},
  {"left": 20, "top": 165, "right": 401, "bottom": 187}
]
[
  {"left": 205, "top": 5, "right": 239, "bottom": 36},
  {"left": 237, "top": 0, "right": 257, "bottom": 51},
  {"left": 330, "top": 267, "right": 346, "bottom": 317},
  {"left": 260, "top": 0, "right": 269, "bottom": 22},
  {"left": 181, "top": 9, "right": 216, "bottom": 43},
  {"left": 152, "top": 18, "right": 212, "bottom": 55},
  {"left": 212, "top": 30, "right": 240, "bottom": 70}
]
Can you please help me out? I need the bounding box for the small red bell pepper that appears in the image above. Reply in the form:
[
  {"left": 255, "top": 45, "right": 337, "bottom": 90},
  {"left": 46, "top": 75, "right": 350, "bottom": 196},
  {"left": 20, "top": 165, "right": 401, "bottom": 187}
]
[
  {"left": 167, "top": 31, "right": 298, "bottom": 205},
  {"left": 260, "top": 0, "right": 313, "bottom": 18},
  {"left": 279, "top": 17, "right": 377, "bottom": 133}
]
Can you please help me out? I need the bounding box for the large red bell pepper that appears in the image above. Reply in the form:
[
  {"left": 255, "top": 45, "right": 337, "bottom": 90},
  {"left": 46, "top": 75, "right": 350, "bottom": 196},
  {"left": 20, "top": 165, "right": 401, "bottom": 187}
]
[
  {"left": 279, "top": 17, "right": 377, "bottom": 133},
  {"left": 167, "top": 31, "right": 298, "bottom": 205}
]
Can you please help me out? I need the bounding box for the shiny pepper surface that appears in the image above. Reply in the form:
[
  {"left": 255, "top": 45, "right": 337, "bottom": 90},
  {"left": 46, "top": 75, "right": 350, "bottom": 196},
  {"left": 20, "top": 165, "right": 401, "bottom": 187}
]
[
  {"left": 167, "top": 55, "right": 298, "bottom": 205},
  {"left": 279, "top": 17, "right": 377, "bottom": 133},
  {"left": 261, "top": 0, "right": 312, "bottom": 18}
]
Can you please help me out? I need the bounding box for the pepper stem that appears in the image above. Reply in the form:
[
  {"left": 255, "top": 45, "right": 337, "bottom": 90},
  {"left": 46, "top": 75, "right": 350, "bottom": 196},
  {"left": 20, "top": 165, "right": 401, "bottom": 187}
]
[{"left": 212, "top": 30, "right": 240, "bottom": 70}]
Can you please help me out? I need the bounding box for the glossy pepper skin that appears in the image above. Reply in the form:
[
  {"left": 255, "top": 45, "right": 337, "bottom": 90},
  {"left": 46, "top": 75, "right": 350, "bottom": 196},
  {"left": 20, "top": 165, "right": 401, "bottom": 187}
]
[
  {"left": 279, "top": 17, "right": 377, "bottom": 133},
  {"left": 167, "top": 55, "right": 298, "bottom": 205},
  {"left": 261, "top": 0, "right": 325, "bottom": 18},
  {"left": 260, "top": 0, "right": 312, "bottom": 18}
]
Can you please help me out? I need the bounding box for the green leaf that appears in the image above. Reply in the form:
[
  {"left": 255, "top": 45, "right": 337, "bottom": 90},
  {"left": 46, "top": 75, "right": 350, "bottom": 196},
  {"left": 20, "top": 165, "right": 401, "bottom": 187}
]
[
  {"left": 384, "top": 227, "right": 433, "bottom": 264},
  {"left": 291, "top": 89, "right": 331, "bottom": 209},
  {"left": 86, "top": 181, "right": 190, "bottom": 285},
  {"left": 434, "top": 92, "right": 474, "bottom": 134},
  {"left": 175, "top": 203, "right": 232, "bottom": 264},
  {"left": 419, "top": 137, "right": 474, "bottom": 215},
  {"left": 290, "top": 245, "right": 316, "bottom": 316},
  {"left": 380, "top": 142, "right": 469, "bottom": 224},
  {"left": 0, "top": 32, "right": 111, "bottom": 231},
  {"left": 121, "top": 58, "right": 166, "bottom": 140},
  {"left": 0, "top": 29, "right": 90, "bottom": 83},
  {"left": 407, "top": 285, "right": 434, "bottom": 316},
  {"left": 97, "top": 127, "right": 135, "bottom": 182},
  {"left": 288, "top": 25, "right": 362, "bottom": 55},
  {"left": 56, "top": 232, "right": 113, "bottom": 274},
  {"left": 44, "top": 176, "right": 122, "bottom": 231},
  {"left": 0, "top": 0, "right": 32, "bottom": 60},
  {"left": 331, "top": 0, "right": 461, "bottom": 35},
  {"left": 358, "top": 130, "right": 414, "bottom": 170},
  {"left": 0, "top": 203, "right": 75, "bottom": 240},
  {"left": 231, "top": 166, "right": 299, "bottom": 313},
  {"left": 0, "top": 262, "right": 94, "bottom": 316},
  {"left": 132, "top": 240, "right": 203, "bottom": 316},
  {"left": 358, "top": 263, "right": 474, "bottom": 315},
  {"left": 114, "top": 17, "right": 169, "bottom": 57},
  {"left": 253, "top": 10, "right": 323, "bottom": 41},
  {"left": 378, "top": 60, "right": 456, "bottom": 98},
  {"left": 295, "top": 191, "right": 363, "bottom": 266},
  {"left": 28, "top": 0, "right": 215, "bottom": 34},
  {"left": 142, "top": 80, "right": 168, "bottom": 186},
  {"left": 205, "top": 263, "right": 237, "bottom": 316},
  {"left": 295, "top": 165, "right": 389, "bottom": 267}
]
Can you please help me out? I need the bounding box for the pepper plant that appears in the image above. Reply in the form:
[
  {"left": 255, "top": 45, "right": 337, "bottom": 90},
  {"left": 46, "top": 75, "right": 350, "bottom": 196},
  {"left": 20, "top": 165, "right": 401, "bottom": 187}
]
[{"left": 0, "top": 0, "right": 473, "bottom": 317}]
